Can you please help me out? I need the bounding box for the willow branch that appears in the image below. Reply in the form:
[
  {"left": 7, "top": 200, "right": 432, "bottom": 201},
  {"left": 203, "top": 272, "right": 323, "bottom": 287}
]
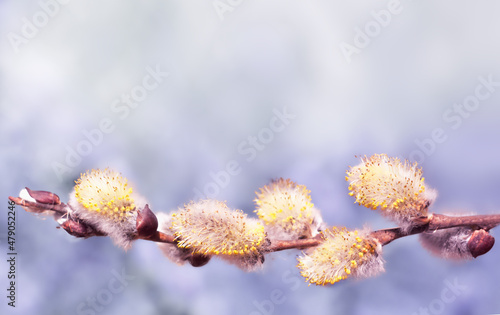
[
  {"left": 266, "top": 235, "right": 323, "bottom": 252},
  {"left": 9, "top": 195, "right": 500, "bottom": 253},
  {"left": 371, "top": 214, "right": 500, "bottom": 246},
  {"left": 265, "top": 213, "right": 500, "bottom": 251},
  {"left": 132, "top": 213, "right": 500, "bottom": 252},
  {"left": 136, "top": 231, "right": 176, "bottom": 243},
  {"left": 429, "top": 213, "right": 500, "bottom": 231}
]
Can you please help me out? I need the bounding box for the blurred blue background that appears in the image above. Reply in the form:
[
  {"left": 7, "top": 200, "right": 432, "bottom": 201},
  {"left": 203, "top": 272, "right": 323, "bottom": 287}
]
[{"left": 1, "top": 1, "right": 500, "bottom": 315}]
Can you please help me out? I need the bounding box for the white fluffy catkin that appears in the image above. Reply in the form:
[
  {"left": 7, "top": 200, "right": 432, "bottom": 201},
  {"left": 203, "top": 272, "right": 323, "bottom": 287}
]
[
  {"left": 68, "top": 169, "right": 147, "bottom": 250},
  {"left": 254, "top": 178, "right": 325, "bottom": 240},
  {"left": 170, "top": 200, "right": 268, "bottom": 271},
  {"left": 346, "top": 154, "right": 437, "bottom": 231},
  {"left": 297, "top": 227, "right": 385, "bottom": 285},
  {"left": 419, "top": 227, "right": 473, "bottom": 260}
]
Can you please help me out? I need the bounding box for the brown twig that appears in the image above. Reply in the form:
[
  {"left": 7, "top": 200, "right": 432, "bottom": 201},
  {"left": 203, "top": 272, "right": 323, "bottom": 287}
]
[
  {"left": 265, "top": 214, "right": 500, "bottom": 251},
  {"left": 371, "top": 214, "right": 500, "bottom": 246},
  {"left": 429, "top": 213, "right": 500, "bottom": 231},
  {"left": 9, "top": 195, "right": 500, "bottom": 253},
  {"left": 136, "top": 231, "right": 176, "bottom": 244},
  {"left": 266, "top": 235, "right": 323, "bottom": 252}
]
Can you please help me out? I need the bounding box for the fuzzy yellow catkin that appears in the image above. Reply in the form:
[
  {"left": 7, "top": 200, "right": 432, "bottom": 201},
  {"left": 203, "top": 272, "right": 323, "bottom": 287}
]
[
  {"left": 346, "top": 154, "right": 436, "bottom": 227},
  {"left": 171, "top": 200, "right": 267, "bottom": 257},
  {"left": 69, "top": 168, "right": 145, "bottom": 249},
  {"left": 254, "top": 178, "right": 323, "bottom": 239},
  {"left": 74, "top": 169, "right": 136, "bottom": 222},
  {"left": 297, "top": 227, "right": 384, "bottom": 286}
]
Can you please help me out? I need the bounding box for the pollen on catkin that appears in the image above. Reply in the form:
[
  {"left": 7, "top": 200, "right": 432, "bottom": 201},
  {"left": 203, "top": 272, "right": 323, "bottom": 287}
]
[
  {"left": 170, "top": 200, "right": 268, "bottom": 271},
  {"left": 254, "top": 178, "right": 324, "bottom": 240},
  {"left": 346, "top": 154, "right": 436, "bottom": 228},
  {"left": 68, "top": 168, "right": 146, "bottom": 249},
  {"left": 297, "top": 227, "right": 384, "bottom": 286}
]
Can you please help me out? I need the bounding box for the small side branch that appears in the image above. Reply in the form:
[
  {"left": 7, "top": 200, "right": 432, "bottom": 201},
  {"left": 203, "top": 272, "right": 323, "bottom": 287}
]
[
  {"left": 136, "top": 231, "right": 176, "bottom": 244},
  {"left": 371, "top": 214, "right": 500, "bottom": 246},
  {"left": 429, "top": 213, "right": 500, "bottom": 231},
  {"left": 267, "top": 235, "right": 323, "bottom": 252}
]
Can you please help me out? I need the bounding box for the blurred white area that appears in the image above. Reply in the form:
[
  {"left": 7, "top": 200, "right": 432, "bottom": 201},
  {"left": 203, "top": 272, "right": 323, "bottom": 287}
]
[{"left": 1, "top": 1, "right": 500, "bottom": 315}]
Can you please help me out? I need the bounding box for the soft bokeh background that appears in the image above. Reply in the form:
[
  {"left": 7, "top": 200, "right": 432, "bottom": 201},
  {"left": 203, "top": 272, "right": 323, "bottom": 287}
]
[{"left": 1, "top": 1, "right": 500, "bottom": 315}]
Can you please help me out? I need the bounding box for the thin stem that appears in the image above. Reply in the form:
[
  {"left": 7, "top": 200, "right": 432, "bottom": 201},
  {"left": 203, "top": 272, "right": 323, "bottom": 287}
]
[
  {"left": 268, "top": 213, "right": 500, "bottom": 251},
  {"left": 370, "top": 213, "right": 500, "bottom": 246},
  {"left": 429, "top": 213, "right": 500, "bottom": 231},
  {"left": 267, "top": 235, "right": 322, "bottom": 252},
  {"left": 136, "top": 231, "right": 176, "bottom": 244}
]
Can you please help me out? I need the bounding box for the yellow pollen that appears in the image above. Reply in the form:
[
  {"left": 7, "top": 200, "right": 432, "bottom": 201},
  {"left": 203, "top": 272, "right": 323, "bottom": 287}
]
[{"left": 74, "top": 169, "right": 135, "bottom": 222}]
